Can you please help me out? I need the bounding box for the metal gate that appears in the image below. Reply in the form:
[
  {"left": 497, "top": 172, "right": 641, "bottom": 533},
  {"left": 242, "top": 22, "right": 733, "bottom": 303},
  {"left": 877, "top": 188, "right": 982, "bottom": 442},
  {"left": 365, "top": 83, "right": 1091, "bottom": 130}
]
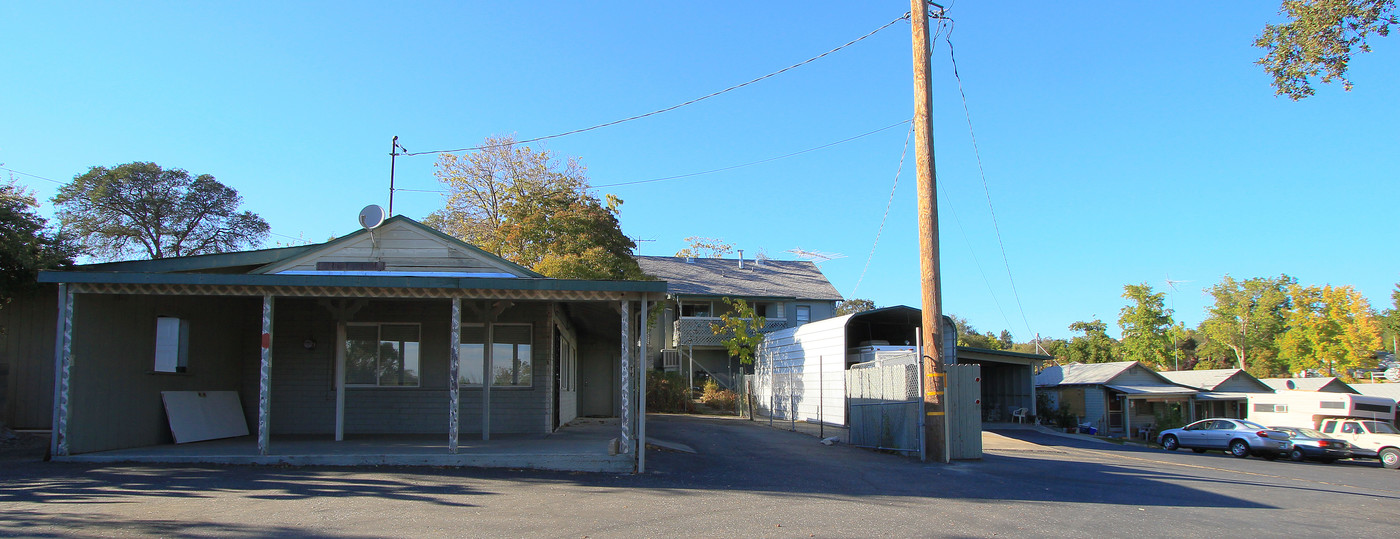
[
  {"left": 845, "top": 355, "right": 920, "bottom": 454},
  {"left": 947, "top": 363, "right": 983, "bottom": 460}
]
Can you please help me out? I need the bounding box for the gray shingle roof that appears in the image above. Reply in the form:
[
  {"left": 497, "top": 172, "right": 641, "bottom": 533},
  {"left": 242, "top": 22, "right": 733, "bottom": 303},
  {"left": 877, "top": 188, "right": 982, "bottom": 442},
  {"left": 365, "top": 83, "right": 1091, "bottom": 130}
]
[
  {"left": 1159, "top": 369, "right": 1241, "bottom": 391},
  {"left": 1034, "top": 361, "right": 1138, "bottom": 386},
  {"left": 635, "top": 256, "right": 842, "bottom": 300}
]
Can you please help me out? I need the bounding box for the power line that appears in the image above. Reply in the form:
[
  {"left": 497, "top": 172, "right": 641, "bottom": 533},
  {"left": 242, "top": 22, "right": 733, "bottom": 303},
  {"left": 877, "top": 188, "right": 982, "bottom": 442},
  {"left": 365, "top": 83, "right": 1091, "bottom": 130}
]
[
  {"left": 402, "top": 14, "right": 911, "bottom": 157},
  {"left": 592, "top": 119, "right": 911, "bottom": 188},
  {"left": 0, "top": 166, "right": 65, "bottom": 185},
  {"left": 392, "top": 119, "right": 913, "bottom": 194},
  {"left": 850, "top": 123, "right": 914, "bottom": 298},
  {"left": 946, "top": 30, "right": 1035, "bottom": 341}
]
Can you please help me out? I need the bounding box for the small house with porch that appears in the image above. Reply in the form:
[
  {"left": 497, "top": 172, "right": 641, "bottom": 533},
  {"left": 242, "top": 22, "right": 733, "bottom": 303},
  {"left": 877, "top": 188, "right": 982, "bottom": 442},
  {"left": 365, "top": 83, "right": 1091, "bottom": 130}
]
[
  {"left": 1035, "top": 361, "right": 1197, "bottom": 438},
  {"left": 3, "top": 215, "right": 665, "bottom": 472},
  {"left": 1159, "top": 369, "right": 1275, "bottom": 421}
]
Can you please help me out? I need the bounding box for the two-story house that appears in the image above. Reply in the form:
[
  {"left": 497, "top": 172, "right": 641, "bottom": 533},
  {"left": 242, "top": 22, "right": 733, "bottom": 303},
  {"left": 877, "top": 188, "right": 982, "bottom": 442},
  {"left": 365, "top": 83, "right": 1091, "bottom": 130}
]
[{"left": 634, "top": 255, "right": 842, "bottom": 390}]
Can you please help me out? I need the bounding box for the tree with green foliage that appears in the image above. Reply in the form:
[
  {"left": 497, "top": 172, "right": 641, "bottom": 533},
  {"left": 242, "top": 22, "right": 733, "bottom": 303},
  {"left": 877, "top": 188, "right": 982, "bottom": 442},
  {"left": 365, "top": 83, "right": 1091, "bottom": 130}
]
[
  {"left": 948, "top": 315, "right": 1000, "bottom": 349},
  {"left": 1278, "top": 283, "right": 1383, "bottom": 376},
  {"left": 1064, "top": 319, "right": 1119, "bottom": 364},
  {"left": 1118, "top": 283, "right": 1174, "bottom": 369},
  {"left": 1256, "top": 0, "right": 1397, "bottom": 99},
  {"left": 2, "top": 181, "right": 77, "bottom": 310},
  {"left": 674, "top": 237, "right": 733, "bottom": 258},
  {"left": 53, "top": 162, "right": 268, "bottom": 261},
  {"left": 710, "top": 297, "right": 766, "bottom": 365},
  {"left": 426, "top": 136, "right": 644, "bottom": 280},
  {"left": 1198, "top": 274, "right": 1295, "bottom": 376},
  {"left": 835, "top": 298, "right": 876, "bottom": 316},
  {"left": 1380, "top": 283, "right": 1400, "bottom": 356}
]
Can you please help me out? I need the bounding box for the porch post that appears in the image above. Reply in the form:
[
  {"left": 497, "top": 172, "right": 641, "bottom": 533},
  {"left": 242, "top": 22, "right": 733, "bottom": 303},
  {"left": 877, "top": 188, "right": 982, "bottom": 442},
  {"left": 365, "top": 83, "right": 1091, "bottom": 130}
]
[
  {"left": 1124, "top": 396, "right": 1132, "bottom": 439},
  {"left": 619, "top": 299, "right": 632, "bottom": 453},
  {"left": 638, "top": 297, "right": 648, "bottom": 473},
  {"left": 258, "top": 294, "right": 274, "bottom": 456},
  {"left": 50, "top": 285, "right": 73, "bottom": 457},
  {"left": 483, "top": 322, "right": 493, "bottom": 441},
  {"left": 449, "top": 298, "right": 461, "bottom": 453},
  {"left": 335, "top": 322, "right": 345, "bottom": 441}
]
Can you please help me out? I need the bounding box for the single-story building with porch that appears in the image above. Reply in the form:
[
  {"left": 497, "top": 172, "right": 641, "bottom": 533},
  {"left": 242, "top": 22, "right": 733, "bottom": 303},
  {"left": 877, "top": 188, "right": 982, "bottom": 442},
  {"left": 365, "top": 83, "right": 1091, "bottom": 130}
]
[
  {"left": 2, "top": 215, "right": 665, "bottom": 472},
  {"left": 1036, "top": 361, "right": 1197, "bottom": 439},
  {"left": 1159, "top": 368, "right": 1275, "bottom": 421}
]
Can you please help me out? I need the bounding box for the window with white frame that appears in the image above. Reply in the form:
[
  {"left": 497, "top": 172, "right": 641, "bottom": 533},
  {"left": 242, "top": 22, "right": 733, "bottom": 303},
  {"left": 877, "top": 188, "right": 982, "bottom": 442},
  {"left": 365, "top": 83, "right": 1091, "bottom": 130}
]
[
  {"left": 346, "top": 323, "right": 421, "bottom": 387},
  {"left": 458, "top": 323, "right": 533, "bottom": 388},
  {"left": 796, "top": 305, "right": 811, "bottom": 323}
]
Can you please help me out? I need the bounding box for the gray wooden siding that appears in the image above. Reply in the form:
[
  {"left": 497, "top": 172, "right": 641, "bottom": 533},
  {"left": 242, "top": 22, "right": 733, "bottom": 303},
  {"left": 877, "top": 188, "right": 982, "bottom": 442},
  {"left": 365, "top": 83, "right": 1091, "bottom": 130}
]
[
  {"left": 0, "top": 285, "right": 59, "bottom": 429},
  {"left": 1111, "top": 365, "right": 1167, "bottom": 386},
  {"left": 264, "top": 223, "right": 525, "bottom": 275},
  {"left": 1215, "top": 375, "right": 1269, "bottom": 393},
  {"left": 67, "top": 294, "right": 260, "bottom": 454},
  {"left": 577, "top": 335, "right": 620, "bottom": 417},
  {"left": 269, "top": 299, "right": 553, "bottom": 435},
  {"left": 1084, "top": 387, "right": 1107, "bottom": 430}
]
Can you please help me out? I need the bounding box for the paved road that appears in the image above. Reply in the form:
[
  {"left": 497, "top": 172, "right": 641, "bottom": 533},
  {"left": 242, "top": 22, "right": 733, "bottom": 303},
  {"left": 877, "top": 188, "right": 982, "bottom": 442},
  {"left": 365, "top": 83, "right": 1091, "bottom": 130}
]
[{"left": 1, "top": 415, "right": 1397, "bottom": 537}]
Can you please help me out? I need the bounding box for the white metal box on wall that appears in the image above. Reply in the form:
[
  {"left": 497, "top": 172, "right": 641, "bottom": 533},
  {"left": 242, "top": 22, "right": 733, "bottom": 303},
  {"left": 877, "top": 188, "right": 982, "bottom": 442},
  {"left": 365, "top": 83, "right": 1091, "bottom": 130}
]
[{"left": 154, "top": 316, "right": 189, "bottom": 373}]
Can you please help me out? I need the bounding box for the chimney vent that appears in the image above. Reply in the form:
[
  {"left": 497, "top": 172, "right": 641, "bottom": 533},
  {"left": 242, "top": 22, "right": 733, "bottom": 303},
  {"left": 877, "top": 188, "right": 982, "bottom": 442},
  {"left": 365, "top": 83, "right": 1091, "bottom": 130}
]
[{"left": 738, "top": 249, "right": 744, "bottom": 269}]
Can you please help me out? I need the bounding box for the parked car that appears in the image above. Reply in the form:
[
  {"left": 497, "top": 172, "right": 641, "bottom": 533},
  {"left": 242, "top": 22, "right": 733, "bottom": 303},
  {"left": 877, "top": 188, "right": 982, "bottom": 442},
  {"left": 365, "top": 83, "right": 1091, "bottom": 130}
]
[
  {"left": 1267, "top": 426, "right": 1353, "bottom": 463},
  {"left": 1157, "top": 418, "right": 1292, "bottom": 459}
]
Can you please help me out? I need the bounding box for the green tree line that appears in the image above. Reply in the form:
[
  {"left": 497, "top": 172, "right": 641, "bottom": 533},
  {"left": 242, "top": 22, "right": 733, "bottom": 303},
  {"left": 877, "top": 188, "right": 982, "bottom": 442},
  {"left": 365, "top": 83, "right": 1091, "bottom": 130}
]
[{"left": 960, "top": 275, "right": 1397, "bottom": 380}]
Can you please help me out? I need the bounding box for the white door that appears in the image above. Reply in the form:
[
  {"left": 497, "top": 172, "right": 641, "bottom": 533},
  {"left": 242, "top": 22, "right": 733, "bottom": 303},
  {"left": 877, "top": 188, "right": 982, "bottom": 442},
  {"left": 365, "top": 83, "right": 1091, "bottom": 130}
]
[{"left": 559, "top": 334, "right": 578, "bottom": 426}]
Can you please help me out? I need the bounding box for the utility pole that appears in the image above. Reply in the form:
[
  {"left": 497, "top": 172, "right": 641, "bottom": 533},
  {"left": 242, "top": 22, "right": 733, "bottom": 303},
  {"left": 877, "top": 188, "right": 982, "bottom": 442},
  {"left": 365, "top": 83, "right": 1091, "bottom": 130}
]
[
  {"left": 388, "top": 136, "right": 402, "bottom": 215},
  {"left": 912, "top": 0, "right": 947, "bottom": 463}
]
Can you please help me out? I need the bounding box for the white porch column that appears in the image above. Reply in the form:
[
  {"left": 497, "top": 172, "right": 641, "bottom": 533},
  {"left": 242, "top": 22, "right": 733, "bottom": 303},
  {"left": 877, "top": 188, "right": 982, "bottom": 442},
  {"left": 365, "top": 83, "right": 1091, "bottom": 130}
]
[
  {"left": 449, "top": 298, "right": 461, "bottom": 453},
  {"left": 619, "top": 299, "right": 632, "bottom": 453},
  {"left": 257, "top": 294, "right": 274, "bottom": 456},
  {"left": 50, "top": 285, "right": 73, "bottom": 457}
]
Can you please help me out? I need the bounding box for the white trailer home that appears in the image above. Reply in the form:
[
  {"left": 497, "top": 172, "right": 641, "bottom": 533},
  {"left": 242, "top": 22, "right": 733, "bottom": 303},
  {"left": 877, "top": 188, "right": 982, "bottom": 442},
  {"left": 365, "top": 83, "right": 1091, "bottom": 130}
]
[{"left": 1247, "top": 390, "right": 1397, "bottom": 429}]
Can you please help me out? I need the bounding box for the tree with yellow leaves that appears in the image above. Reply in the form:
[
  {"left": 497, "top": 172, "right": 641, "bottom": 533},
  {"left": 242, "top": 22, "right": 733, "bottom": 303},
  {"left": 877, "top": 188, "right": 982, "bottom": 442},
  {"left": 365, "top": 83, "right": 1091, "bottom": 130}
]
[{"left": 1278, "top": 284, "right": 1382, "bottom": 377}]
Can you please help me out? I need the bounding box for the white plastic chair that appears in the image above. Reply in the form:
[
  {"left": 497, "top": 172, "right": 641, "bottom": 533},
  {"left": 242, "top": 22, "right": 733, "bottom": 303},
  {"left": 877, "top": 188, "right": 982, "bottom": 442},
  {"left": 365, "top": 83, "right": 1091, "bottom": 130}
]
[{"left": 1011, "top": 407, "right": 1028, "bottom": 424}]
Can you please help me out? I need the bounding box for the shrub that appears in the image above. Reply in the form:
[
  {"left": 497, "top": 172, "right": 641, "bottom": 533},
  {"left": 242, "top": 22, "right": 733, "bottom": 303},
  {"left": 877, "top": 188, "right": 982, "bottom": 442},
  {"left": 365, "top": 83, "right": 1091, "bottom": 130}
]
[
  {"left": 647, "top": 371, "right": 694, "bottom": 413},
  {"left": 699, "top": 379, "right": 737, "bottom": 412}
]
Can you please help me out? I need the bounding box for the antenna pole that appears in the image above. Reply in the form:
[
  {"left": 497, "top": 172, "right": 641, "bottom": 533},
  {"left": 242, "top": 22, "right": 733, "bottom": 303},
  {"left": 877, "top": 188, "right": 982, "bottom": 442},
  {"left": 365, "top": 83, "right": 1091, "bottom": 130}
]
[
  {"left": 913, "top": 0, "right": 947, "bottom": 463},
  {"left": 388, "top": 135, "right": 400, "bottom": 215}
]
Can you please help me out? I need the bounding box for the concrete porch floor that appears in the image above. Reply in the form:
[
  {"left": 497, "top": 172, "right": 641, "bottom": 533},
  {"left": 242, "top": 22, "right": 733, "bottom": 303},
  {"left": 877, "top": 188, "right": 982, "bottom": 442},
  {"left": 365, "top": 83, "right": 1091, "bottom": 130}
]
[{"left": 52, "top": 418, "right": 636, "bottom": 473}]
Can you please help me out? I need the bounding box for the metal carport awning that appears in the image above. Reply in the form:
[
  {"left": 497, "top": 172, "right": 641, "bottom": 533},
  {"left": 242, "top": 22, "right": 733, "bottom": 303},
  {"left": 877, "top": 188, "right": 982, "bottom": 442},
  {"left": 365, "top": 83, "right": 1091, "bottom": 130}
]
[{"left": 1105, "top": 384, "right": 1198, "bottom": 397}]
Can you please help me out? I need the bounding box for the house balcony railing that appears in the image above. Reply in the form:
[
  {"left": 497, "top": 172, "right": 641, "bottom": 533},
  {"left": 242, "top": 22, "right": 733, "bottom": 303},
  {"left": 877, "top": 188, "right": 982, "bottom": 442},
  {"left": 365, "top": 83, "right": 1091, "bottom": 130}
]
[{"left": 673, "top": 317, "right": 789, "bottom": 348}]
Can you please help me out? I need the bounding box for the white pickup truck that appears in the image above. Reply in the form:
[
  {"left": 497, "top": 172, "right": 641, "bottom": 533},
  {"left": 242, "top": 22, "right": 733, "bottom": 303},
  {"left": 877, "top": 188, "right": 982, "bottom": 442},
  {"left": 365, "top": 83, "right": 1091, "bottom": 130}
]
[{"left": 1317, "top": 418, "right": 1400, "bottom": 469}]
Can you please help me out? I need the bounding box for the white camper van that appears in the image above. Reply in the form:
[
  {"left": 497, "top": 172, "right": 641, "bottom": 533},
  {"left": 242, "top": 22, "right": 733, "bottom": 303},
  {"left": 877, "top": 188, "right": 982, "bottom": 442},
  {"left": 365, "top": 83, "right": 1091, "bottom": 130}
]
[{"left": 1247, "top": 390, "right": 1400, "bottom": 468}]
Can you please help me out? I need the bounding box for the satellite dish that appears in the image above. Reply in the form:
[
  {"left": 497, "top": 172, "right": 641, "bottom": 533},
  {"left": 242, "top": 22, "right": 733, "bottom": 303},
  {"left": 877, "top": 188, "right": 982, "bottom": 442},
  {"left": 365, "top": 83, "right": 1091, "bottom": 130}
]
[
  {"left": 358, "top": 205, "right": 386, "bottom": 230},
  {"left": 1385, "top": 367, "right": 1400, "bottom": 381}
]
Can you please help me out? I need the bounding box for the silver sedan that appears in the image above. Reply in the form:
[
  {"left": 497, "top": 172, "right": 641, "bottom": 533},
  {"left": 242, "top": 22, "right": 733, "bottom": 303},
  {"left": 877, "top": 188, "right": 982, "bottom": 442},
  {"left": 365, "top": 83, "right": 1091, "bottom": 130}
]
[{"left": 1158, "top": 418, "right": 1292, "bottom": 459}]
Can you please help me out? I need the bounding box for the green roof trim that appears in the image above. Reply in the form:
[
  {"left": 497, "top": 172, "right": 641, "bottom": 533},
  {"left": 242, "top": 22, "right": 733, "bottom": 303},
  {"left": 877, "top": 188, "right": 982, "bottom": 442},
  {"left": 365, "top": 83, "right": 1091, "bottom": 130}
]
[
  {"left": 956, "top": 346, "right": 1055, "bottom": 361},
  {"left": 70, "top": 245, "right": 316, "bottom": 273},
  {"left": 250, "top": 215, "right": 544, "bottom": 278},
  {"left": 37, "top": 270, "right": 667, "bottom": 293}
]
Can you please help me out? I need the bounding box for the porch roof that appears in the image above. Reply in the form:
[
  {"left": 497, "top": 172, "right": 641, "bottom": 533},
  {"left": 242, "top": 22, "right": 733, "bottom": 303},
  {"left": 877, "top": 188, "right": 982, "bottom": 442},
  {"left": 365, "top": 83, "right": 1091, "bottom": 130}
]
[
  {"left": 1194, "top": 391, "right": 1252, "bottom": 401},
  {"left": 1105, "top": 384, "right": 1197, "bottom": 397},
  {"left": 37, "top": 270, "right": 667, "bottom": 300}
]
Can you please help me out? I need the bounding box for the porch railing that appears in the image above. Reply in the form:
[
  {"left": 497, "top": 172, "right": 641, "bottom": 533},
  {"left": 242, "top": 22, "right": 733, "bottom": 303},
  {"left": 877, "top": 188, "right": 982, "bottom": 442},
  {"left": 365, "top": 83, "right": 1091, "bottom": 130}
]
[{"left": 673, "top": 317, "right": 789, "bottom": 347}]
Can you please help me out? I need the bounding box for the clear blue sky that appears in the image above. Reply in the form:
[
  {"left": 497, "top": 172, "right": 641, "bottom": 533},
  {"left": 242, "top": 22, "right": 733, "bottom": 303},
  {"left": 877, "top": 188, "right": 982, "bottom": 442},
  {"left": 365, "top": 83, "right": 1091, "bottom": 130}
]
[{"left": 3, "top": 2, "right": 1397, "bottom": 342}]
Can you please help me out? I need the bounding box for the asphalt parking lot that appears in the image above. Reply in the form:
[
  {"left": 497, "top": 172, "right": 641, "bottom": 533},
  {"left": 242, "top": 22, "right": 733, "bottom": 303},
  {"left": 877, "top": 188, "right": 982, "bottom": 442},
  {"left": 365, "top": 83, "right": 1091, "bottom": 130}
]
[{"left": 2, "top": 415, "right": 1398, "bottom": 538}]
